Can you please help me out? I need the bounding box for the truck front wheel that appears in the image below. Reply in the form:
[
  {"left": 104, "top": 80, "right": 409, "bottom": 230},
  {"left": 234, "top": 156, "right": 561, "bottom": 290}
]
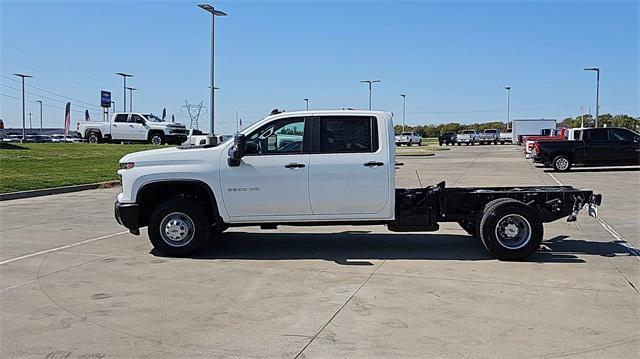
[
  {"left": 552, "top": 155, "right": 572, "bottom": 171},
  {"left": 149, "top": 133, "right": 165, "bottom": 145},
  {"left": 478, "top": 199, "right": 543, "bottom": 261},
  {"left": 148, "top": 199, "right": 210, "bottom": 257}
]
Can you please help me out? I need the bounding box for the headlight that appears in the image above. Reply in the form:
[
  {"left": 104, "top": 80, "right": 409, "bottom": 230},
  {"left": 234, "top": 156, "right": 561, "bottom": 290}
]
[{"left": 119, "top": 162, "right": 135, "bottom": 170}]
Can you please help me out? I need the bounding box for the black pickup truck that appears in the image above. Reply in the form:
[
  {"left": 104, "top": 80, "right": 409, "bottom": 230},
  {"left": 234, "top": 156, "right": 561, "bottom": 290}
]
[
  {"left": 534, "top": 127, "right": 640, "bottom": 171},
  {"left": 438, "top": 131, "right": 457, "bottom": 146}
]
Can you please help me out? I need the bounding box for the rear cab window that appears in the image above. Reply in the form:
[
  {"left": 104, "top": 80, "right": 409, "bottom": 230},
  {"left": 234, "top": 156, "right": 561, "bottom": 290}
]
[{"left": 319, "top": 116, "right": 378, "bottom": 153}]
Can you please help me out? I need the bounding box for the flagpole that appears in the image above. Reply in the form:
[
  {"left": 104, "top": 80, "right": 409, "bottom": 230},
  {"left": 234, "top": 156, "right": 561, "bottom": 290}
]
[{"left": 235, "top": 110, "right": 238, "bottom": 133}]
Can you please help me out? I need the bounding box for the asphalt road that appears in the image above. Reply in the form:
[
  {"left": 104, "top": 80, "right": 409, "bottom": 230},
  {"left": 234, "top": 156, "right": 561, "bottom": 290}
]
[{"left": 1, "top": 144, "right": 638, "bottom": 358}]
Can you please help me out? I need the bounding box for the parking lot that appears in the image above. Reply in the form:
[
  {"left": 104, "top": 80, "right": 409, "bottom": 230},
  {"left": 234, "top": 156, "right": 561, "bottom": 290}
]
[{"left": 1, "top": 145, "right": 638, "bottom": 358}]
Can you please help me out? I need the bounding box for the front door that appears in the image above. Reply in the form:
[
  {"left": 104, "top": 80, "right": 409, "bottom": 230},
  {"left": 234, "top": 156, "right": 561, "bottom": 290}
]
[
  {"left": 220, "top": 117, "right": 312, "bottom": 219},
  {"left": 610, "top": 128, "right": 640, "bottom": 164},
  {"left": 308, "top": 115, "right": 390, "bottom": 215},
  {"left": 129, "top": 114, "right": 149, "bottom": 141}
]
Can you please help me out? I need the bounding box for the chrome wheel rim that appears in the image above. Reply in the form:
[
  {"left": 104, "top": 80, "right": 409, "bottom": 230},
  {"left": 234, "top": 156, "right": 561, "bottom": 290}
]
[
  {"left": 151, "top": 135, "right": 162, "bottom": 145},
  {"left": 160, "top": 212, "right": 195, "bottom": 247},
  {"left": 555, "top": 157, "right": 569, "bottom": 170},
  {"left": 495, "top": 214, "right": 531, "bottom": 250},
  {"left": 88, "top": 135, "right": 97, "bottom": 144}
]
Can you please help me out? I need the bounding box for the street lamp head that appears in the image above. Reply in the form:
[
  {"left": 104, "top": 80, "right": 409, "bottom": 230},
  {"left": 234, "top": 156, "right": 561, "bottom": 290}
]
[
  {"left": 504, "top": 86, "right": 511, "bottom": 90},
  {"left": 115, "top": 72, "right": 133, "bottom": 77},
  {"left": 13, "top": 73, "right": 32, "bottom": 78},
  {"left": 400, "top": 94, "right": 406, "bottom": 98},
  {"left": 126, "top": 87, "right": 138, "bottom": 91},
  {"left": 303, "top": 98, "right": 309, "bottom": 101},
  {"left": 198, "top": 4, "right": 227, "bottom": 16},
  {"left": 584, "top": 67, "right": 600, "bottom": 72},
  {"left": 36, "top": 100, "right": 42, "bottom": 104}
]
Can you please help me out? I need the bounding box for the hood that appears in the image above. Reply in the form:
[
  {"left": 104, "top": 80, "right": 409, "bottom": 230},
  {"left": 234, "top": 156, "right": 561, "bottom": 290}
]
[{"left": 119, "top": 145, "right": 224, "bottom": 167}]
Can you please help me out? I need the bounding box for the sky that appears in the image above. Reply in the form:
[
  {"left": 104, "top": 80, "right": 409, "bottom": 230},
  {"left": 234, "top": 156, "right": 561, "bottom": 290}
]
[{"left": 1, "top": 0, "right": 638, "bottom": 134}]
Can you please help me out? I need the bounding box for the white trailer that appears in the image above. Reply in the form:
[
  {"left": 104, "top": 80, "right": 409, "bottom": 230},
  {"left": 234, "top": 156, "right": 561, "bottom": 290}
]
[{"left": 511, "top": 119, "right": 557, "bottom": 144}]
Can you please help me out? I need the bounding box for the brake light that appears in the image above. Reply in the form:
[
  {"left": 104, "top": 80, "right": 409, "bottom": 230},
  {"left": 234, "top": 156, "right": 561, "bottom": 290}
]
[{"left": 534, "top": 142, "right": 540, "bottom": 154}]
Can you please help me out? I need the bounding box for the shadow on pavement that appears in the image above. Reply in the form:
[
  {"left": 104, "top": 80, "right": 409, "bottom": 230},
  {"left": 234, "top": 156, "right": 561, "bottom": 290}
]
[
  {"left": 543, "top": 167, "right": 639, "bottom": 173},
  {"left": 0, "top": 143, "right": 28, "bottom": 150},
  {"left": 166, "top": 232, "right": 638, "bottom": 264}
]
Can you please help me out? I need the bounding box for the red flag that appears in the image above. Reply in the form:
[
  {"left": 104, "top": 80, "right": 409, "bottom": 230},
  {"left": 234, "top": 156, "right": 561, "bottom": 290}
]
[{"left": 64, "top": 102, "right": 71, "bottom": 135}]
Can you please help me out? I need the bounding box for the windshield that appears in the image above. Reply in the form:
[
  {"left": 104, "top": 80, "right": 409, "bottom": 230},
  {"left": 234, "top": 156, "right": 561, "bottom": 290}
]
[
  {"left": 462, "top": 130, "right": 475, "bottom": 134},
  {"left": 484, "top": 129, "right": 497, "bottom": 134},
  {"left": 401, "top": 132, "right": 412, "bottom": 136},
  {"left": 144, "top": 114, "right": 163, "bottom": 122}
]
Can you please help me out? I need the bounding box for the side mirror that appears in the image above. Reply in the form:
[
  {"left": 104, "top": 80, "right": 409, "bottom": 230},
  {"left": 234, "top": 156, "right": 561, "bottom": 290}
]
[{"left": 228, "top": 134, "right": 246, "bottom": 167}]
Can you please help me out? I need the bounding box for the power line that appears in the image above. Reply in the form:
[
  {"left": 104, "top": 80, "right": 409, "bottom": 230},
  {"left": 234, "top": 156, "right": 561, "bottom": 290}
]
[
  {"left": 0, "top": 93, "right": 101, "bottom": 116},
  {"left": 0, "top": 83, "right": 101, "bottom": 111},
  {"left": 0, "top": 74, "right": 102, "bottom": 110}
]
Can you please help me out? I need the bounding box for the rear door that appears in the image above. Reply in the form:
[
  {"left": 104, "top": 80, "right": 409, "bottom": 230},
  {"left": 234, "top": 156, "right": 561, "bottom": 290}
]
[
  {"left": 583, "top": 128, "right": 613, "bottom": 164},
  {"left": 308, "top": 115, "right": 389, "bottom": 215},
  {"left": 110, "top": 114, "right": 131, "bottom": 139}
]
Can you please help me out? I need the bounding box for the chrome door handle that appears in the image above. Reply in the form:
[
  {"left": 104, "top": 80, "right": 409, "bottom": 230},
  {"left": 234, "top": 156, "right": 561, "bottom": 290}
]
[
  {"left": 364, "top": 161, "right": 384, "bottom": 167},
  {"left": 284, "top": 163, "right": 305, "bottom": 169}
]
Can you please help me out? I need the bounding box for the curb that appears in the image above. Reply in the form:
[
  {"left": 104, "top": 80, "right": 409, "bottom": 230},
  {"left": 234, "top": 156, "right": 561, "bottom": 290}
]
[{"left": 0, "top": 181, "right": 120, "bottom": 201}]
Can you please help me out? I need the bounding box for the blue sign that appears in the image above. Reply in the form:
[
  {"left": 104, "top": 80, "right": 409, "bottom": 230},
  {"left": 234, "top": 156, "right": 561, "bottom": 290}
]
[{"left": 101, "top": 91, "right": 111, "bottom": 108}]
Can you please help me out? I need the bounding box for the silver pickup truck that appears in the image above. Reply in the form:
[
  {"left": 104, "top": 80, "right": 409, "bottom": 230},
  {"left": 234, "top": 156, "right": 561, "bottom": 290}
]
[{"left": 478, "top": 129, "right": 501, "bottom": 145}]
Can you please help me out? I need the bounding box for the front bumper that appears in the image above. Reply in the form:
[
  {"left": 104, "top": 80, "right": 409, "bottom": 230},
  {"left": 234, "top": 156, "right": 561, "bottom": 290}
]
[
  {"left": 115, "top": 201, "right": 141, "bottom": 235},
  {"left": 165, "top": 134, "right": 188, "bottom": 144}
]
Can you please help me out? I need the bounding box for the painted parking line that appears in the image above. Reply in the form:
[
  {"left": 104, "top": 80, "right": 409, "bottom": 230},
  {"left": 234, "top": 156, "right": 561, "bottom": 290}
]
[{"left": 0, "top": 230, "right": 129, "bottom": 265}]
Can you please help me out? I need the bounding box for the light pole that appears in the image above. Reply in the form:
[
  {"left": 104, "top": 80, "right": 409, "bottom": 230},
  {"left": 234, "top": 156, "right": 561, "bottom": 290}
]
[
  {"left": 504, "top": 86, "right": 511, "bottom": 129},
  {"left": 36, "top": 100, "right": 43, "bottom": 134},
  {"left": 115, "top": 72, "right": 133, "bottom": 112},
  {"left": 28, "top": 112, "right": 33, "bottom": 129},
  {"left": 584, "top": 67, "right": 600, "bottom": 127},
  {"left": 303, "top": 98, "right": 309, "bottom": 110},
  {"left": 13, "top": 73, "right": 32, "bottom": 143},
  {"left": 126, "top": 87, "right": 138, "bottom": 112},
  {"left": 198, "top": 3, "right": 227, "bottom": 143},
  {"left": 360, "top": 80, "right": 381, "bottom": 110},
  {"left": 400, "top": 94, "right": 406, "bottom": 132}
]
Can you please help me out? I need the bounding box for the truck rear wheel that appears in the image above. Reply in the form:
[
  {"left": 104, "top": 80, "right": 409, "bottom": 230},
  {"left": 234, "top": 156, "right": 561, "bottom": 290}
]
[
  {"left": 552, "top": 155, "right": 571, "bottom": 171},
  {"left": 87, "top": 132, "right": 100, "bottom": 144},
  {"left": 148, "top": 199, "right": 210, "bottom": 257},
  {"left": 478, "top": 199, "right": 543, "bottom": 261}
]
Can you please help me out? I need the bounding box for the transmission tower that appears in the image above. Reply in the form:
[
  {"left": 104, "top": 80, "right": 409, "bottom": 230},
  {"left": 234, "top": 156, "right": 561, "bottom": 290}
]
[{"left": 181, "top": 100, "right": 207, "bottom": 130}]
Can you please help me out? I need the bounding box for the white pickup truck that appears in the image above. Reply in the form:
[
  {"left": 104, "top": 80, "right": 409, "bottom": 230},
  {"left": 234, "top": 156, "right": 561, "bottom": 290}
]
[
  {"left": 395, "top": 132, "right": 422, "bottom": 146},
  {"left": 456, "top": 130, "right": 479, "bottom": 145},
  {"left": 79, "top": 112, "right": 188, "bottom": 145},
  {"left": 114, "top": 110, "right": 601, "bottom": 260}
]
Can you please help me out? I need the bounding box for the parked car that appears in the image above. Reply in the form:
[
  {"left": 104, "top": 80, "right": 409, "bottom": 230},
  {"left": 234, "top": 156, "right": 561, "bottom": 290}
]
[
  {"left": 523, "top": 128, "right": 567, "bottom": 158},
  {"left": 478, "top": 129, "right": 501, "bottom": 145},
  {"left": 78, "top": 112, "right": 188, "bottom": 145},
  {"left": 2, "top": 134, "right": 22, "bottom": 143},
  {"left": 438, "top": 131, "right": 457, "bottom": 146},
  {"left": 395, "top": 132, "right": 422, "bottom": 146},
  {"left": 24, "top": 135, "right": 53, "bottom": 143},
  {"left": 0, "top": 119, "right": 4, "bottom": 141},
  {"left": 534, "top": 127, "right": 640, "bottom": 171},
  {"left": 456, "top": 130, "right": 479, "bottom": 145},
  {"left": 114, "top": 109, "right": 601, "bottom": 260},
  {"left": 51, "top": 134, "right": 79, "bottom": 143},
  {"left": 498, "top": 129, "right": 513, "bottom": 144}
]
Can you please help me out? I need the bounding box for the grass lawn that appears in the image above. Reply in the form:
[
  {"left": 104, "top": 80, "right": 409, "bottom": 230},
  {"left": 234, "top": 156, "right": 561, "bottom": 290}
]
[{"left": 0, "top": 143, "right": 161, "bottom": 193}]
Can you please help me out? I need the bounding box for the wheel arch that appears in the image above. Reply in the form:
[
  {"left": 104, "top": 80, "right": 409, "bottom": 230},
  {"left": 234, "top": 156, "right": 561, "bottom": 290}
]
[{"left": 136, "top": 180, "right": 222, "bottom": 228}]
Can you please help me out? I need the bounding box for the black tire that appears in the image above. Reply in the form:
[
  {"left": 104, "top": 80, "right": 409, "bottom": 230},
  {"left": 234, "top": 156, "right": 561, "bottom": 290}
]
[
  {"left": 87, "top": 132, "right": 100, "bottom": 144},
  {"left": 458, "top": 220, "right": 477, "bottom": 237},
  {"left": 149, "top": 132, "right": 165, "bottom": 145},
  {"left": 147, "top": 199, "right": 210, "bottom": 257},
  {"left": 552, "top": 155, "right": 572, "bottom": 172},
  {"left": 478, "top": 199, "right": 543, "bottom": 261},
  {"left": 439, "top": 141, "right": 443, "bottom": 146}
]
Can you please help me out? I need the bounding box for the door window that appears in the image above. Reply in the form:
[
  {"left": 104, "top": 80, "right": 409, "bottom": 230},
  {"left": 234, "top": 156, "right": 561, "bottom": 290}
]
[
  {"left": 130, "top": 114, "right": 145, "bottom": 124},
  {"left": 245, "top": 117, "right": 305, "bottom": 155},
  {"left": 586, "top": 129, "right": 608, "bottom": 142},
  {"left": 610, "top": 129, "right": 635, "bottom": 142},
  {"left": 320, "top": 116, "right": 377, "bottom": 153},
  {"left": 114, "top": 114, "right": 128, "bottom": 123}
]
